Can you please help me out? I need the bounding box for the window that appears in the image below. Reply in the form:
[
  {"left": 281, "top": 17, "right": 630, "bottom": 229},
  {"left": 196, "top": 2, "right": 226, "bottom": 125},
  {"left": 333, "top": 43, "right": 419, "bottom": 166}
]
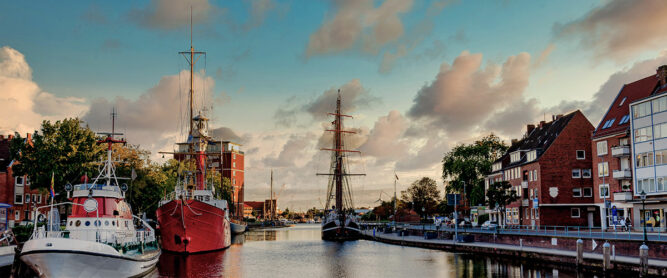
[
  {"left": 652, "top": 96, "right": 667, "bottom": 114},
  {"left": 15, "top": 176, "right": 24, "bottom": 186},
  {"left": 619, "top": 97, "right": 627, "bottom": 107},
  {"left": 33, "top": 194, "right": 41, "bottom": 204},
  {"left": 233, "top": 171, "right": 236, "bottom": 176},
  {"left": 576, "top": 150, "right": 585, "bottom": 160},
  {"left": 657, "top": 177, "right": 665, "bottom": 192},
  {"left": 232, "top": 178, "right": 236, "bottom": 185},
  {"left": 25, "top": 194, "right": 30, "bottom": 203},
  {"left": 598, "top": 162, "right": 609, "bottom": 177},
  {"left": 636, "top": 152, "right": 654, "bottom": 168},
  {"left": 654, "top": 123, "right": 667, "bottom": 139},
  {"left": 573, "top": 188, "right": 582, "bottom": 197},
  {"left": 618, "top": 115, "right": 630, "bottom": 125},
  {"left": 492, "top": 162, "right": 502, "bottom": 172},
  {"left": 634, "top": 127, "right": 653, "bottom": 142},
  {"left": 233, "top": 153, "right": 236, "bottom": 159},
  {"left": 510, "top": 151, "right": 521, "bottom": 163},
  {"left": 582, "top": 169, "right": 592, "bottom": 178},
  {"left": 620, "top": 138, "right": 629, "bottom": 146},
  {"left": 526, "top": 150, "right": 537, "bottom": 162},
  {"left": 533, "top": 170, "right": 538, "bottom": 181},
  {"left": 633, "top": 101, "right": 652, "bottom": 118},
  {"left": 14, "top": 211, "right": 19, "bottom": 220},
  {"left": 572, "top": 169, "right": 581, "bottom": 178},
  {"left": 600, "top": 184, "right": 610, "bottom": 198},
  {"left": 596, "top": 141, "right": 608, "bottom": 156},
  {"left": 14, "top": 194, "right": 23, "bottom": 204},
  {"left": 656, "top": 150, "right": 667, "bottom": 165},
  {"left": 583, "top": 187, "right": 593, "bottom": 197},
  {"left": 233, "top": 162, "right": 236, "bottom": 168},
  {"left": 529, "top": 171, "right": 533, "bottom": 181},
  {"left": 571, "top": 208, "right": 580, "bottom": 218},
  {"left": 602, "top": 118, "right": 616, "bottom": 129},
  {"left": 535, "top": 208, "right": 540, "bottom": 219}
]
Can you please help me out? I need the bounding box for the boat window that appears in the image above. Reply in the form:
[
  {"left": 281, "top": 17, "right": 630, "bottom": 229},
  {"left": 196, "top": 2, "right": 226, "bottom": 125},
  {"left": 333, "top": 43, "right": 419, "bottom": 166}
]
[
  {"left": 112, "top": 221, "right": 115, "bottom": 226},
  {"left": 105, "top": 220, "right": 109, "bottom": 226},
  {"left": 205, "top": 196, "right": 210, "bottom": 201},
  {"left": 69, "top": 221, "right": 72, "bottom": 226},
  {"left": 85, "top": 221, "right": 90, "bottom": 226},
  {"left": 125, "top": 221, "right": 128, "bottom": 228},
  {"left": 75, "top": 220, "right": 81, "bottom": 227},
  {"left": 94, "top": 220, "right": 101, "bottom": 226}
]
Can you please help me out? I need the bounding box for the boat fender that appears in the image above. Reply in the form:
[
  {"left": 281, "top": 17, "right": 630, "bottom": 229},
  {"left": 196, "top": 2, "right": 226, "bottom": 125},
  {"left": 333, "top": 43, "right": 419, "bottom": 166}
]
[{"left": 183, "top": 237, "right": 191, "bottom": 245}]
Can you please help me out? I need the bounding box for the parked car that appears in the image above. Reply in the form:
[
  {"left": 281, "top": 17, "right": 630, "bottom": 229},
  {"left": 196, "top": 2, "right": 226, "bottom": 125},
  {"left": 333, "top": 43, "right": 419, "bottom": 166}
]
[{"left": 481, "top": 220, "right": 498, "bottom": 230}]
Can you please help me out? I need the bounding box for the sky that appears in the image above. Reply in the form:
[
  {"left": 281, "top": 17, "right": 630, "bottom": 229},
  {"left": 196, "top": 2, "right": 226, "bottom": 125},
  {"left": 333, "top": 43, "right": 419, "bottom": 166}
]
[{"left": 3, "top": 0, "right": 667, "bottom": 211}]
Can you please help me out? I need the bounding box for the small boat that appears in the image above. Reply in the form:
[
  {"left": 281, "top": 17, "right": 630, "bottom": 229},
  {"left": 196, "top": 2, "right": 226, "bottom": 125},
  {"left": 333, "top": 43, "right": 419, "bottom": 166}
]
[
  {"left": 0, "top": 232, "right": 16, "bottom": 269},
  {"left": 231, "top": 221, "right": 247, "bottom": 234},
  {"left": 317, "top": 91, "right": 364, "bottom": 241},
  {"left": 18, "top": 123, "right": 160, "bottom": 277}
]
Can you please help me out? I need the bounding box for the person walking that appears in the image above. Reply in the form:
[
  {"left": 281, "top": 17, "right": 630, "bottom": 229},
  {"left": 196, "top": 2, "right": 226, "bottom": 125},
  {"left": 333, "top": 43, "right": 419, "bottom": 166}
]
[
  {"left": 647, "top": 216, "right": 656, "bottom": 232},
  {"left": 624, "top": 217, "right": 631, "bottom": 231}
]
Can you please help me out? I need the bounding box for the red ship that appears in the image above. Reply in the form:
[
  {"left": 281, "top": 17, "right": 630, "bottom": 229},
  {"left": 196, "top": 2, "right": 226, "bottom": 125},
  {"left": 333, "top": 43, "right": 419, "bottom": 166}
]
[{"left": 155, "top": 15, "right": 231, "bottom": 253}]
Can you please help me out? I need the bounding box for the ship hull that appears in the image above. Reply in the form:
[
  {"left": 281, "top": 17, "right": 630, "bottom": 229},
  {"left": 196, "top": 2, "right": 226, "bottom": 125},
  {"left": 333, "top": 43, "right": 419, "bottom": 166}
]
[
  {"left": 19, "top": 238, "right": 159, "bottom": 278},
  {"left": 157, "top": 199, "right": 231, "bottom": 253},
  {"left": 230, "top": 222, "right": 247, "bottom": 234},
  {"left": 321, "top": 219, "right": 360, "bottom": 241}
]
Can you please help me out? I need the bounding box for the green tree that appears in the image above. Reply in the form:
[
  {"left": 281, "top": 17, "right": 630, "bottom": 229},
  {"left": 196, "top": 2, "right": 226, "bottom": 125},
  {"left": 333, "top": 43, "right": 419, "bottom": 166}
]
[
  {"left": 10, "top": 118, "right": 104, "bottom": 197},
  {"left": 486, "top": 181, "right": 518, "bottom": 227},
  {"left": 281, "top": 207, "right": 290, "bottom": 218},
  {"left": 400, "top": 177, "right": 440, "bottom": 218},
  {"left": 442, "top": 134, "right": 507, "bottom": 207}
]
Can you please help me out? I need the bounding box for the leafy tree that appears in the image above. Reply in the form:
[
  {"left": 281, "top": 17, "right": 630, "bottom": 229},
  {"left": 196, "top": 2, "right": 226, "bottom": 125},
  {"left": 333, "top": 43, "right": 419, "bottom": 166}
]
[
  {"left": 442, "top": 134, "right": 508, "bottom": 208},
  {"left": 486, "top": 181, "right": 518, "bottom": 227},
  {"left": 10, "top": 118, "right": 104, "bottom": 197},
  {"left": 400, "top": 177, "right": 440, "bottom": 218},
  {"left": 281, "top": 207, "right": 290, "bottom": 218}
]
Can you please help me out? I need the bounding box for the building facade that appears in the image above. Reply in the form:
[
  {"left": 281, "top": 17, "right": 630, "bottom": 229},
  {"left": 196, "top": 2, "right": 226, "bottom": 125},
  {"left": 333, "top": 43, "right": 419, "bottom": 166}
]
[
  {"left": 486, "top": 111, "right": 597, "bottom": 227},
  {"left": 591, "top": 73, "right": 657, "bottom": 230},
  {"left": 629, "top": 78, "right": 667, "bottom": 231}
]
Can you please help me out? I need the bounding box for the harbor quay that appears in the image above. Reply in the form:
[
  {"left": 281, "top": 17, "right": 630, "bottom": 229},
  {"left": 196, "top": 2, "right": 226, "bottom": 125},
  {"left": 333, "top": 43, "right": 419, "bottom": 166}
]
[{"left": 360, "top": 223, "right": 667, "bottom": 276}]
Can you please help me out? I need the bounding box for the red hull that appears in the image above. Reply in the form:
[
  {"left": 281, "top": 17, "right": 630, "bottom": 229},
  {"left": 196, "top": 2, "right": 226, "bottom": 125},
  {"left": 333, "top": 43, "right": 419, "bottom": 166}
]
[{"left": 156, "top": 199, "right": 231, "bottom": 253}]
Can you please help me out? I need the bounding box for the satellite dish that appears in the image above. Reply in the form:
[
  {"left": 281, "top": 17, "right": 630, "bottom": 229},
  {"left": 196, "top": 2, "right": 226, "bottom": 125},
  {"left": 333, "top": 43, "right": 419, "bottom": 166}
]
[
  {"left": 121, "top": 183, "right": 128, "bottom": 192},
  {"left": 65, "top": 183, "right": 73, "bottom": 192}
]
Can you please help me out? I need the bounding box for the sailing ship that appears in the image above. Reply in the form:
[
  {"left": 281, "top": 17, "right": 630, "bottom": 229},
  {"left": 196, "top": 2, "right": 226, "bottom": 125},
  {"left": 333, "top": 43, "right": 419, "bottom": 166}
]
[
  {"left": 18, "top": 115, "right": 160, "bottom": 277},
  {"left": 155, "top": 15, "right": 231, "bottom": 253},
  {"left": 317, "top": 91, "right": 364, "bottom": 241}
]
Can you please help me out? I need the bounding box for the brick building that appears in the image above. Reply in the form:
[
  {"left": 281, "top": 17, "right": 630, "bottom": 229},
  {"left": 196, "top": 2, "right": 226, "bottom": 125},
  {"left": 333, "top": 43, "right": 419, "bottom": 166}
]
[
  {"left": 486, "top": 111, "right": 598, "bottom": 227},
  {"left": 591, "top": 73, "right": 657, "bottom": 230},
  {"left": 0, "top": 134, "right": 47, "bottom": 228}
]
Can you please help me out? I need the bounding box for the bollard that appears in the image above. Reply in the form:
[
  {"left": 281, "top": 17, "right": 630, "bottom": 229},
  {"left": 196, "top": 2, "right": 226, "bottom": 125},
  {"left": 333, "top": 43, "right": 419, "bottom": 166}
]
[
  {"left": 602, "top": 242, "right": 611, "bottom": 270},
  {"left": 640, "top": 244, "right": 649, "bottom": 276},
  {"left": 576, "top": 239, "right": 583, "bottom": 267}
]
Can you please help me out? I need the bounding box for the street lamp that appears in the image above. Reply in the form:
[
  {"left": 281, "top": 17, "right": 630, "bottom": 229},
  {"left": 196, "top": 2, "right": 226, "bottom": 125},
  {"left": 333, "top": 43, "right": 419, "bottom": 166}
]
[
  {"left": 641, "top": 190, "right": 647, "bottom": 244},
  {"left": 422, "top": 207, "right": 426, "bottom": 232}
]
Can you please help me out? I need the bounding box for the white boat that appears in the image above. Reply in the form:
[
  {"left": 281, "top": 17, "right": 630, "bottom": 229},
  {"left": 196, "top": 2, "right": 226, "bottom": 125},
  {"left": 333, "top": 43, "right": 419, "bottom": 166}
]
[
  {"left": 18, "top": 125, "right": 160, "bottom": 277},
  {"left": 0, "top": 230, "right": 16, "bottom": 269},
  {"left": 230, "top": 221, "right": 247, "bottom": 234}
]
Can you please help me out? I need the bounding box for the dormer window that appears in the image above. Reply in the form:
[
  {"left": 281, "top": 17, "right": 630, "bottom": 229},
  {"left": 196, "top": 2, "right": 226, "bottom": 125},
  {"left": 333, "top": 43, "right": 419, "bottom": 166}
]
[
  {"left": 15, "top": 176, "right": 24, "bottom": 186},
  {"left": 526, "top": 150, "right": 537, "bottom": 162},
  {"left": 492, "top": 162, "right": 502, "bottom": 172},
  {"left": 510, "top": 151, "right": 521, "bottom": 163}
]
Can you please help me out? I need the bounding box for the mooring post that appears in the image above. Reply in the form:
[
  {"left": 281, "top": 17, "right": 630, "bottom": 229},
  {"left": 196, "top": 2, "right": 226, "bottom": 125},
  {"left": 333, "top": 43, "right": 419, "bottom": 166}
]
[
  {"left": 576, "top": 239, "right": 583, "bottom": 267},
  {"left": 602, "top": 242, "right": 611, "bottom": 270},
  {"left": 639, "top": 243, "right": 649, "bottom": 276}
]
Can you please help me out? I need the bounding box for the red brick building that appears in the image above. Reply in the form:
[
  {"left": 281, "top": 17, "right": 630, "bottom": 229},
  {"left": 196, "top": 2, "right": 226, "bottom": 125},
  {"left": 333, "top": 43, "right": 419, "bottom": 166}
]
[
  {"left": 0, "top": 134, "right": 47, "bottom": 228},
  {"left": 591, "top": 74, "right": 657, "bottom": 230},
  {"left": 486, "top": 111, "right": 598, "bottom": 227}
]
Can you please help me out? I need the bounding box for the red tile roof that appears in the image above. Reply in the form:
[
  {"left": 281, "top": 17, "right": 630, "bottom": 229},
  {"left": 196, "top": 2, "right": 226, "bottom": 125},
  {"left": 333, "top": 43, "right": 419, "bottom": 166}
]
[{"left": 592, "top": 75, "right": 658, "bottom": 138}]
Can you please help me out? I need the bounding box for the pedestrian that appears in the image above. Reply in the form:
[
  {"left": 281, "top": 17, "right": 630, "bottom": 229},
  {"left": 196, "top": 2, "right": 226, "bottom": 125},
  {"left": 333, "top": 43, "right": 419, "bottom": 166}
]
[
  {"left": 648, "top": 216, "right": 656, "bottom": 232},
  {"left": 619, "top": 218, "right": 626, "bottom": 231},
  {"left": 625, "top": 217, "right": 631, "bottom": 231}
]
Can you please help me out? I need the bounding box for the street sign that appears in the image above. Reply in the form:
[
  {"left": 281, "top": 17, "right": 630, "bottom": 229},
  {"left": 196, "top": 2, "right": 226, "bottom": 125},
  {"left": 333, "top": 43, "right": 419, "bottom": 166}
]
[{"left": 447, "top": 194, "right": 461, "bottom": 206}]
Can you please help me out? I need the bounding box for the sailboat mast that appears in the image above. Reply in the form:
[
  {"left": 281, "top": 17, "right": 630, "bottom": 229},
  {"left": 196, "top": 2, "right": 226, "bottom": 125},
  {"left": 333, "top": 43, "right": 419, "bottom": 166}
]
[
  {"left": 270, "top": 169, "right": 274, "bottom": 221},
  {"left": 335, "top": 92, "right": 343, "bottom": 212},
  {"left": 189, "top": 7, "right": 194, "bottom": 136}
]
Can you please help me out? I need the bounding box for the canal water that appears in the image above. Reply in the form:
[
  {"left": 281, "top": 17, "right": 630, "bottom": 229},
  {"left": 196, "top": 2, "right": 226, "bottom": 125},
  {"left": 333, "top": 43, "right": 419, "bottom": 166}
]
[{"left": 149, "top": 224, "right": 596, "bottom": 278}]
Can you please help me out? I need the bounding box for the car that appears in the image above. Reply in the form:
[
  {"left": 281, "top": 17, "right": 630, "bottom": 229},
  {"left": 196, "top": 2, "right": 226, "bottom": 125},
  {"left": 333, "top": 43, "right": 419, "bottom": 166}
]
[{"left": 481, "top": 220, "right": 498, "bottom": 230}]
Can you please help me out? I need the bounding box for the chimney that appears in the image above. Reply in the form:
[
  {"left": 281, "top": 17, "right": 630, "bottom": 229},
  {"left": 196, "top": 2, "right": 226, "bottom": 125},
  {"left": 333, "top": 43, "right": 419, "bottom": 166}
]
[
  {"left": 555, "top": 114, "right": 563, "bottom": 120},
  {"left": 539, "top": 120, "right": 546, "bottom": 128},
  {"left": 511, "top": 138, "right": 518, "bottom": 145},
  {"left": 658, "top": 65, "right": 667, "bottom": 87},
  {"left": 526, "top": 124, "right": 535, "bottom": 135}
]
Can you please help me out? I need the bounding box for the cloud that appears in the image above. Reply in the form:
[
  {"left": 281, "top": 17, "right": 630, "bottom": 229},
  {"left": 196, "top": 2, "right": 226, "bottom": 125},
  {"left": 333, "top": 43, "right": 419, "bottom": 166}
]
[
  {"left": 554, "top": 0, "right": 667, "bottom": 62},
  {"left": 533, "top": 44, "right": 555, "bottom": 68},
  {"left": 263, "top": 133, "right": 315, "bottom": 168},
  {"left": 242, "top": 0, "right": 277, "bottom": 30},
  {"left": 359, "top": 110, "right": 408, "bottom": 162},
  {"left": 83, "top": 70, "right": 215, "bottom": 152},
  {"left": 305, "top": 0, "right": 413, "bottom": 56},
  {"left": 0, "top": 46, "right": 88, "bottom": 135},
  {"left": 209, "top": 126, "right": 243, "bottom": 143},
  {"left": 129, "top": 0, "right": 217, "bottom": 30},
  {"left": 407, "top": 51, "right": 531, "bottom": 135},
  {"left": 305, "top": 79, "right": 378, "bottom": 120}
]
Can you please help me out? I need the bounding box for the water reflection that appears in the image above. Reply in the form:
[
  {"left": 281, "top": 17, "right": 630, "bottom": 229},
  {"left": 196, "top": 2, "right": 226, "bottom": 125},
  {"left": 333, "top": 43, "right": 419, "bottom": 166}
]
[{"left": 151, "top": 224, "right": 605, "bottom": 278}]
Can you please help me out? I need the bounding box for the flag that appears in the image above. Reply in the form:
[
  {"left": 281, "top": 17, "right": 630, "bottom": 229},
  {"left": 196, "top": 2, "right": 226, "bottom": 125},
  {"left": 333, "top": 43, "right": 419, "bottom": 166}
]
[
  {"left": 49, "top": 172, "right": 55, "bottom": 198},
  {"left": 394, "top": 172, "right": 399, "bottom": 180}
]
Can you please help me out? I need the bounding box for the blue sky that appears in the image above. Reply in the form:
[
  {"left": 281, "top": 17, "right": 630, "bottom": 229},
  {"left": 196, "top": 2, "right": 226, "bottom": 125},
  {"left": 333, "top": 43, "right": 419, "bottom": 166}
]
[{"left": 3, "top": 0, "right": 667, "bottom": 210}]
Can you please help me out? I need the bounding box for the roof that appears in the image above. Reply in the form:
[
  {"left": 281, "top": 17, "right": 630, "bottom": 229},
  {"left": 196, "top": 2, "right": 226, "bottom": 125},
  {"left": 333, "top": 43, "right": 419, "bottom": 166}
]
[
  {"left": 592, "top": 75, "right": 657, "bottom": 139},
  {"left": 493, "top": 111, "right": 578, "bottom": 171},
  {"left": 245, "top": 201, "right": 265, "bottom": 210}
]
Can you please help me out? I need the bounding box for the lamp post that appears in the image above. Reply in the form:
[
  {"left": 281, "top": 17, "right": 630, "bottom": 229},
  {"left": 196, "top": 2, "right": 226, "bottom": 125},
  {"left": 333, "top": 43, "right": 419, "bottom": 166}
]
[
  {"left": 641, "top": 190, "right": 647, "bottom": 244},
  {"left": 422, "top": 207, "right": 425, "bottom": 232}
]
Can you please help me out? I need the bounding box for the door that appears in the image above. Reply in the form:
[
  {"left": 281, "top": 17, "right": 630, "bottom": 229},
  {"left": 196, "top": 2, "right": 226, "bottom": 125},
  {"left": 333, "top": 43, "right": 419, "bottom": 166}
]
[{"left": 588, "top": 212, "right": 594, "bottom": 228}]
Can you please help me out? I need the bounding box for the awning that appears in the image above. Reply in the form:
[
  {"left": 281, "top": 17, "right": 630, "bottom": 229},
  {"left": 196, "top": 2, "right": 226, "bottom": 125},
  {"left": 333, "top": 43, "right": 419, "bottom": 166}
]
[{"left": 0, "top": 203, "right": 11, "bottom": 208}]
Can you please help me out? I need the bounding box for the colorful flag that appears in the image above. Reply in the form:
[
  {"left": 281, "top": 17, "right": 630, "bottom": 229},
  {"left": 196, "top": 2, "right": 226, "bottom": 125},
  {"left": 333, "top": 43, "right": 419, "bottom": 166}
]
[
  {"left": 395, "top": 172, "right": 399, "bottom": 180},
  {"left": 49, "top": 172, "right": 55, "bottom": 198}
]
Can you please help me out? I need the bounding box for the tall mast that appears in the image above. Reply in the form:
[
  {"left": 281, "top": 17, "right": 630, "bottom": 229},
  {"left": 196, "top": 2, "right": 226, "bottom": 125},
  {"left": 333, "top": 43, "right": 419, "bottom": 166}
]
[
  {"left": 189, "top": 6, "right": 194, "bottom": 136},
  {"left": 270, "top": 169, "right": 274, "bottom": 221},
  {"left": 334, "top": 93, "right": 343, "bottom": 212}
]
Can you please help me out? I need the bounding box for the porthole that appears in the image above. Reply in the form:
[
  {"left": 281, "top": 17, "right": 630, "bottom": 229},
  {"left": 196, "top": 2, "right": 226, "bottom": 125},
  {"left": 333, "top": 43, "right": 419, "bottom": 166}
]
[
  {"left": 112, "top": 221, "right": 115, "bottom": 226},
  {"left": 105, "top": 220, "right": 109, "bottom": 226},
  {"left": 69, "top": 221, "right": 72, "bottom": 226},
  {"left": 85, "top": 221, "right": 90, "bottom": 226},
  {"left": 75, "top": 220, "right": 81, "bottom": 227},
  {"left": 94, "top": 220, "right": 101, "bottom": 226}
]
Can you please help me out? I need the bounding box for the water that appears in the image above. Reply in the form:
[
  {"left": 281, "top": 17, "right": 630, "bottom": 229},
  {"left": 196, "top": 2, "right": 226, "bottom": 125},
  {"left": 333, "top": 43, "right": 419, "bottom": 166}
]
[{"left": 149, "top": 224, "right": 598, "bottom": 278}]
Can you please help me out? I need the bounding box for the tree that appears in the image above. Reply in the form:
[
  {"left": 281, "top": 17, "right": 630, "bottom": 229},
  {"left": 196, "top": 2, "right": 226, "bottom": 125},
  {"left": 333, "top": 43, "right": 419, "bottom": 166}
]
[
  {"left": 442, "top": 134, "right": 508, "bottom": 208},
  {"left": 281, "top": 207, "right": 290, "bottom": 218},
  {"left": 10, "top": 118, "right": 104, "bottom": 197},
  {"left": 486, "top": 181, "right": 518, "bottom": 227},
  {"left": 401, "top": 177, "right": 440, "bottom": 218}
]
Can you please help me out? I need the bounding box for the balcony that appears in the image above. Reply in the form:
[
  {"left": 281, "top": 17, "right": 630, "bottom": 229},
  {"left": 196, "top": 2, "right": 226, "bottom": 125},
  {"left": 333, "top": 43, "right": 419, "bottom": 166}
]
[
  {"left": 611, "top": 145, "right": 630, "bottom": 157},
  {"left": 521, "top": 181, "right": 528, "bottom": 189},
  {"left": 613, "top": 191, "right": 633, "bottom": 201},
  {"left": 612, "top": 169, "right": 632, "bottom": 180},
  {"left": 522, "top": 199, "right": 529, "bottom": 207}
]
